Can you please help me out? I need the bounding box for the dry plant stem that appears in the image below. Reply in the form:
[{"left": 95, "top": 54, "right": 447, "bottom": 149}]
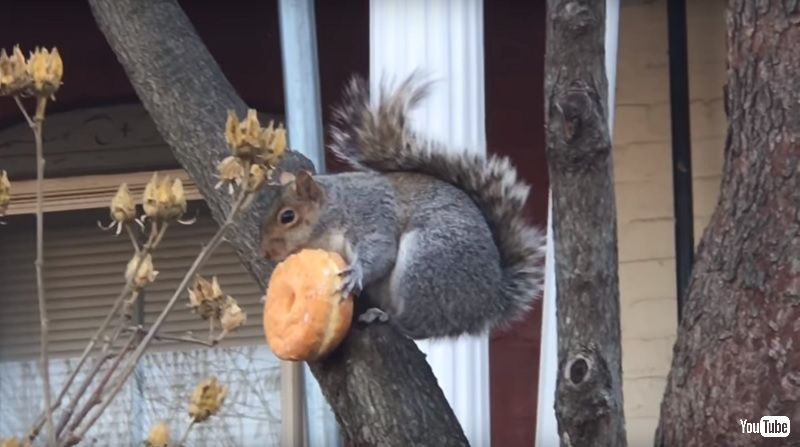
[
  {"left": 124, "top": 326, "right": 218, "bottom": 348},
  {"left": 66, "top": 187, "right": 252, "bottom": 444},
  {"left": 27, "top": 223, "right": 164, "bottom": 443},
  {"left": 59, "top": 332, "right": 138, "bottom": 447},
  {"left": 52, "top": 354, "right": 111, "bottom": 438},
  {"left": 27, "top": 94, "right": 57, "bottom": 447},
  {"left": 153, "top": 332, "right": 217, "bottom": 348},
  {"left": 125, "top": 224, "right": 140, "bottom": 254},
  {"left": 53, "top": 321, "right": 128, "bottom": 439},
  {"left": 13, "top": 95, "right": 34, "bottom": 127},
  {"left": 53, "top": 227, "right": 156, "bottom": 439},
  {"left": 176, "top": 419, "right": 196, "bottom": 447}
]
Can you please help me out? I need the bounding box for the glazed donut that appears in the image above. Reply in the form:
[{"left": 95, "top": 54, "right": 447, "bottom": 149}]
[{"left": 263, "top": 249, "right": 353, "bottom": 361}]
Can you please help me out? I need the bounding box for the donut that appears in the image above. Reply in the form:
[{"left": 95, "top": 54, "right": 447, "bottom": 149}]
[{"left": 263, "top": 249, "right": 353, "bottom": 361}]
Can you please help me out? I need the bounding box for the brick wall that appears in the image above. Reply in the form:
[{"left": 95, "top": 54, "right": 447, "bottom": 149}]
[{"left": 612, "top": 0, "right": 727, "bottom": 444}]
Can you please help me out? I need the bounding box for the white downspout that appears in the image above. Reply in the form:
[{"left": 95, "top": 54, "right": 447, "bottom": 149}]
[{"left": 277, "top": 1, "right": 341, "bottom": 446}]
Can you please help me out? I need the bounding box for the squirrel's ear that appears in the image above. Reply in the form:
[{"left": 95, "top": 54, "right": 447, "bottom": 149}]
[
  {"left": 278, "top": 171, "right": 296, "bottom": 185},
  {"left": 295, "top": 170, "right": 322, "bottom": 201}
]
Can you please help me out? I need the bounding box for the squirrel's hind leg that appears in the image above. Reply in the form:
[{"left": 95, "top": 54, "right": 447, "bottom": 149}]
[{"left": 384, "top": 218, "right": 504, "bottom": 339}]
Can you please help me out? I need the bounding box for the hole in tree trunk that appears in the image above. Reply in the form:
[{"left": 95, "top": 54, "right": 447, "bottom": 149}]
[{"left": 568, "top": 357, "right": 589, "bottom": 385}]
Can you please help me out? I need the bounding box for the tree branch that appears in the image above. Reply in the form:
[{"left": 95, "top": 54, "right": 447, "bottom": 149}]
[
  {"left": 88, "top": 1, "right": 468, "bottom": 445},
  {"left": 545, "top": 0, "right": 626, "bottom": 445},
  {"left": 310, "top": 324, "right": 469, "bottom": 446}
]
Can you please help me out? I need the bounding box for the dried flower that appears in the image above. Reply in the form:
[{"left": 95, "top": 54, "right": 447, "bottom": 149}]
[
  {"left": 220, "top": 296, "right": 247, "bottom": 333},
  {"left": 111, "top": 183, "right": 135, "bottom": 222},
  {"left": 142, "top": 173, "right": 159, "bottom": 218},
  {"left": 257, "top": 121, "right": 287, "bottom": 167},
  {"left": 188, "top": 377, "right": 227, "bottom": 423},
  {"left": 215, "top": 156, "right": 244, "bottom": 195},
  {"left": 0, "top": 437, "right": 19, "bottom": 447},
  {"left": 246, "top": 163, "right": 268, "bottom": 192},
  {"left": 0, "top": 46, "right": 31, "bottom": 96},
  {"left": 99, "top": 183, "right": 136, "bottom": 234},
  {"left": 188, "top": 275, "right": 225, "bottom": 320},
  {"left": 27, "top": 47, "right": 62, "bottom": 96},
  {"left": 170, "top": 178, "right": 187, "bottom": 218},
  {"left": 225, "top": 109, "right": 287, "bottom": 166},
  {"left": 125, "top": 253, "right": 158, "bottom": 289},
  {"left": 225, "top": 109, "right": 261, "bottom": 160},
  {"left": 145, "top": 422, "right": 170, "bottom": 447},
  {"left": 0, "top": 170, "right": 10, "bottom": 217},
  {"left": 142, "top": 173, "right": 188, "bottom": 222}
]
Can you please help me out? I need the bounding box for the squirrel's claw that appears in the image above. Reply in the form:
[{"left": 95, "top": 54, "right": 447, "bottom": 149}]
[
  {"left": 338, "top": 262, "right": 363, "bottom": 297},
  {"left": 358, "top": 307, "right": 389, "bottom": 324}
]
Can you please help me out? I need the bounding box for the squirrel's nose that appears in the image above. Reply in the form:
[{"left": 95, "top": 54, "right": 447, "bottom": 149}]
[{"left": 261, "top": 239, "right": 285, "bottom": 260}]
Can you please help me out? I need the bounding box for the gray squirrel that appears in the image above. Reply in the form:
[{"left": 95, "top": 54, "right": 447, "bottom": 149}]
[{"left": 260, "top": 74, "right": 546, "bottom": 339}]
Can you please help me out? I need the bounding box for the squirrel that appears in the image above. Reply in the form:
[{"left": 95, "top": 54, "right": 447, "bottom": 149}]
[{"left": 260, "top": 74, "right": 546, "bottom": 339}]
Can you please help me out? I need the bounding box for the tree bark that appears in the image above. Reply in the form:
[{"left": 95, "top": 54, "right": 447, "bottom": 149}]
[
  {"left": 87, "top": 0, "right": 467, "bottom": 445},
  {"left": 656, "top": 2, "right": 800, "bottom": 446},
  {"left": 311, "top": 324, "right": 469, "bottom": 446},
  {"left": 544, "top": 1, "right": 627, "bottom": 446}
]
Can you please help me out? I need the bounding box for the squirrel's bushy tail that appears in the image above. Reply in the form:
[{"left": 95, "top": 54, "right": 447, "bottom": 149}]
[{"left": 329, "top": 74, "right": 546, "bottom": 328}]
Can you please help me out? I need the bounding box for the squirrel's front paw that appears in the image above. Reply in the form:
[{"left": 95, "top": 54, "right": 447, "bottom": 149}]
[
  {"left": 338, "top": 262, "right": 364, "bottom": 297},
  {"left": 358, "top": 307, "right": 389, "bottom": 324}
]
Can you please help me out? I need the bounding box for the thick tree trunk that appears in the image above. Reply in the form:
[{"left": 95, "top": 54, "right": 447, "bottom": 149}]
[
  {"left": 656, "top": 2, "right": 800, "bottom": 446},
  {"left": 544, "top": 1, "right": 627, "bottom": 446},
  {"left": 88, "top": 0, "right": 467, "bottom": 445}
]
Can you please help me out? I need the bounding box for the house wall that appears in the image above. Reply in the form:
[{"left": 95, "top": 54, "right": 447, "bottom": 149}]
[{"left": 613, "top": 0, "right": 727, "bottom": 444}]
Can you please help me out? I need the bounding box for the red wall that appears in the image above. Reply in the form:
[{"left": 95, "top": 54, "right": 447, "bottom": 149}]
[
  {"left": 485, "top": 1, "right": 548, "bottom": 446},
  {"left": 0, "top": 0, "right": 369, "bottom": 132}
]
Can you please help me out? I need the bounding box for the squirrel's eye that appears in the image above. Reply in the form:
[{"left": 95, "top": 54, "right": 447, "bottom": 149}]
[{"left": 279, "top": 209, "right": 296, "bottom": 225}]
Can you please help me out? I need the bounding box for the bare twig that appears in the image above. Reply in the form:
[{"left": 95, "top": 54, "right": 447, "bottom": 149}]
[
  {"left": 53, "top": 321, "right": 129, "bottom": 439},
  {"left": 62, "top": 181, "right": 252, "bottom": 445},
  {"left": 176, "top": 418, "right": 196, "bottom": 447},
  {"left": 51, "top": 226, "right": 151, "bottom": 439},
  {"left": 125, "top": 224, "right": 141, "bottom": 254},
  {"left": 27, "top": 223, "right": 163, "bottom": 443},
  {"left": 124, "top": 325, "right": 218, "bottom": 348},
  {"left": 209, "top": 317, "right": 215, "bottom": 342},
  {"left": 24, "top": 93, "right": 57, "bottom": 447},
  {"left": 52, "top": 354, "right": 112, "bottom": 438},
  {"left": 13, "top": 95, "right": 34, "bottom": 127},
  {"left": 60, "top": 331, "right": 138, "bottom": 446}
]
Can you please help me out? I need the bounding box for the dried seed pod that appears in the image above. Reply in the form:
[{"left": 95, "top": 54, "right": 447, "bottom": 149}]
[
  {"left": 142, "top": 173, "right": 187, "bottom": 221},
  {"left": 142, "top": 173, "right": 160, "bottom": 219},
  {"left": 224, "top": 109, "right": 288, "bottom": 167},
  {"left": 125, "top": 253, "right": 158, "bottom": 289},
  {"left": 220, "top": 296, "right": 247, "bottom": 333},
  {"left": 246, "top": 163, "right": 268, "bottom": 192},
  {"left": 27, "top": 47, "right": 62, "bottom": 96},
  {"left": 188, "top": 275, "right": 225, "bottom": 320},
  {"left": 225, "top": 109, "right": 262, "bottom": 160},
  {"left": 0, "top": 45, "right": 31, "bottom": 96},
  {"left": 215, "top": 156, "right": 244, "bottom": 194},
  {"left": 188, "top": 377, "right": 227, "bottom": 423},
  {"left": 145, "top": 421, "right": 170, "bottom": 447},
  {"left": 110, "top": 183, "right": 135, "bottom": 224},
  {"left": 0, "top": 170, "right": 10, "bottom": 216},
  {"left": 256, "top": 121, "right": 287, "bottom": 166},
  {"left": 168, "top": 178, "right": 187, "bottom": 220}
]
